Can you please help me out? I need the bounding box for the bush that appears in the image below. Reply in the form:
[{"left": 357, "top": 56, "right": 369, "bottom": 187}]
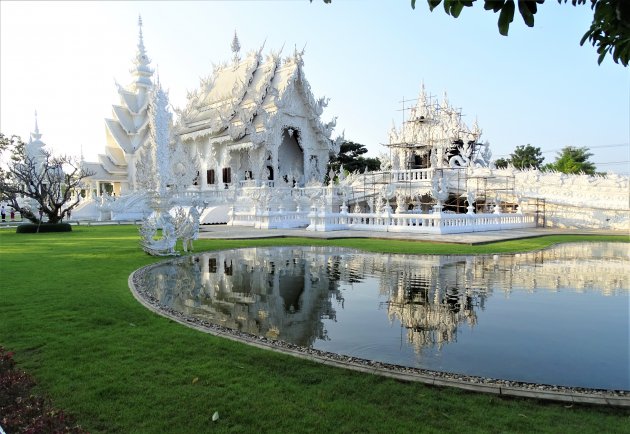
[{"left": 16, "top": 223, "right": 72, "bottom": 234}]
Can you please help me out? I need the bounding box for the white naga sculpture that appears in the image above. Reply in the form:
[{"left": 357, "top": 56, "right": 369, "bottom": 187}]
[{"left": 138, "top": 81, "right": 202, "bottom": 256}]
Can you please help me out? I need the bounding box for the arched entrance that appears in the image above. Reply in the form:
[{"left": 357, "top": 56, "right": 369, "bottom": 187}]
[{"left": 277, "top": 128, "right": 304, "bottom": 185}]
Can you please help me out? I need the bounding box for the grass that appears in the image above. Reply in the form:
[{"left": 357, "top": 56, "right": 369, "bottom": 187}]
[{"left": 0, "top": 225, "right": 628, "bottom": 433}]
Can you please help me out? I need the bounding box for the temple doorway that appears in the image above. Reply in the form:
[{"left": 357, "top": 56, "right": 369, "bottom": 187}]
[{"left": 278, "top": 128, "right": 304, "bottom": 183}]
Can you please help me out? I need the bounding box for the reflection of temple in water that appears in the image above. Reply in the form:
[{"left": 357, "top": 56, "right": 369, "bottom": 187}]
[
  {"left": 146, "top": 247, "right": 348, "bottom": 347},
  {"left": 142, "top": 242, "right": 628, "bottom": 353},
  {"left": 339, "top": 254, "right": 482, "bottom": 352}
]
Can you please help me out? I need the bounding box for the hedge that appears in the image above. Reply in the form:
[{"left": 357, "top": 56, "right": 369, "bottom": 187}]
[{"left": 16, "top": 223, "right": 72, "bottom": 233}]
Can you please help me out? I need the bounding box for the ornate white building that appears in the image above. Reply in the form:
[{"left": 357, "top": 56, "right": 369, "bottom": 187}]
[
  {"left": 82, "top": 19, "right": 338, "bottom": 198},
  {"left": 72, "top": 18, "right": 628, "bottom": 238},
  {"left": 386, "top": 83, "right": 490, "bottom": 171},
  {"left": 176, "top": 36, "right": 338, "bottom": 191}
]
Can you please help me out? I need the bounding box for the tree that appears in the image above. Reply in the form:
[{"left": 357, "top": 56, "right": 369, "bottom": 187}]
[
  {"left": 0, "top": 133, "right": 94, "bottom": 224},
  {"left": 493, "top": 144, "right": 544, "bottom": 169},
  {"left": 543, "top": 146, "right": 597, "bottom": 174},
  {"left": 510, "top": 144, "right": 545, "bottom": 169},
  {"left": 314, "top": 0, "right": 630, "bottom": 66},
  {"left": 494, "top": 157, "right": 509, "bottom": 169},
  {"left": 328, "top": 140, "right": 381, "bottom": 174}
]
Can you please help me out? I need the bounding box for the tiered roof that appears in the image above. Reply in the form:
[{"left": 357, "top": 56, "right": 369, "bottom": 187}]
[
  {"left": 177, "top": 42, "right": 336, "bottom": 150},
  {"left": 93, "top": 16, "right": 154, "bottom": 183}
]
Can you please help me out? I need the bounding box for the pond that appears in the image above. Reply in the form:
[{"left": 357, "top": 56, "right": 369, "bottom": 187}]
[{"left": 137, "top": 242, "right": 629, "bottom": 390}]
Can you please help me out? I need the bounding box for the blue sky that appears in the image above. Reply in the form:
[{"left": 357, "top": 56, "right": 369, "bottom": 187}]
[{"left": 1, "top": 1, "right": 628, "bottom": 174}]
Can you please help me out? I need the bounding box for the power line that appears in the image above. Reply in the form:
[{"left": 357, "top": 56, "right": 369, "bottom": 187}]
[
  {"left": 540, "top": 143, "right": 629, "bottom": 154},
  {"left": 494, "top": 143, "right": 630, "bottom": 158},
  {"left": 592, "top": 161, "right": 630, "bottom": 166}
]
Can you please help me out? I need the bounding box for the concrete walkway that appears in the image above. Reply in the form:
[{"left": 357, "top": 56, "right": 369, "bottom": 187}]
[{"left": 198, "top": 225, "right": 627, "bottom": 245}]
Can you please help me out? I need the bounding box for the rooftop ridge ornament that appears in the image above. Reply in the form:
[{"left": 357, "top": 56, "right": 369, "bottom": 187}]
[{"left": 231, "top": 30, "right": 241, "bottom": 65}]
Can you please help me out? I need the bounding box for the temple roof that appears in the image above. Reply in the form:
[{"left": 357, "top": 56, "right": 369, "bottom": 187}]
[
  {"left": 82, "top": 160, "right": 128, "bottom": 181},
  {"left": 177, "top": 44, "right": 335, "bottom": 147}
]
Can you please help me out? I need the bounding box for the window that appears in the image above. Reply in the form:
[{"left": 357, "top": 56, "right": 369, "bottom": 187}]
[
  {"left": 222, "top": 167, "right": 231, "bottom": 184},
  {"left": 208, "top": 258, "right": 217, "bottom": 273},
  {"left": 193, "top": 171, "right": 200, "bottom": 186},
  {"left": 207, "top": 169, "right": 215, "bottom": 185}
]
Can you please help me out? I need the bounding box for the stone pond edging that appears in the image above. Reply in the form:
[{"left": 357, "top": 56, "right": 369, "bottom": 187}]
[{"left": 128, "top": 264, "right": 630, "bottom": 408}]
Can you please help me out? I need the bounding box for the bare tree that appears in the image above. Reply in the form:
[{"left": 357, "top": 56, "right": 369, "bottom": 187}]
[{"left": 0, "top": 133, "right": 94, "bottom": 224}]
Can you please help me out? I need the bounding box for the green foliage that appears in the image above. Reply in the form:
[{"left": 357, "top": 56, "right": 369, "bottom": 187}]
[
  {"left": 0, "top": 226, "right": 628, "bottom": 433},
  {"left": 511, "top": 144, "right": 545, "bottom": 169},
  {"left": 315, "top": 0, "right": 630, "bottom": 66},
  {"left": 494, "top": 145, "right": 544, "bottom": 170},
  {"left": 328, "top": 140, "right": 380, "bottom": 174},
  {"left": 16, "top": 223, "right": 72, "bottom": 233},
  {"left": 581, "top": 0, "right": 630, "bottom": 65},
  {"left": 494, "top": 157, "right": 509, "bottom": 169},
  {"left": 544, "top": 146, "right": 598, "bottom": 174}
]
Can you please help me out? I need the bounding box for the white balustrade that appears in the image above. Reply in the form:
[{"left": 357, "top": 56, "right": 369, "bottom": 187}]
[
  {"left": 307, "top": 210, "right": 535, "bottom": 233},
  {"left": 390, "top": 168, "right": 434, "bottom": 183}
]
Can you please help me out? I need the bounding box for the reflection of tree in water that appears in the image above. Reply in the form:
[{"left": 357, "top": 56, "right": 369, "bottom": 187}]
[{"left": 140, "top": 242, "right": 628, "bottom": 354}]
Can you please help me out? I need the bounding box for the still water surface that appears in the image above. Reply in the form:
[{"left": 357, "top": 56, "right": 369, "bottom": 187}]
[{"left": 139, "top": 242, "right": 629, "bottom": 390}]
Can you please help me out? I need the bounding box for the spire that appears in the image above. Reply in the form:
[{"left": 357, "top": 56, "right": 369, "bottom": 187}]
[
  {"left": 136, "top": 15, "right": 149, "bottom": 66},
  {"left": 27, "top": 110, "right": 46, "bottom": 160},
  {"left": 31, "top": 110, "right": 42, "bottom": 141},
  {"left": 231, "top": 30, "right": 241, "bottom": 64},
  {"left": 132, "top": 15, "right": 153, "bottom": 88}
]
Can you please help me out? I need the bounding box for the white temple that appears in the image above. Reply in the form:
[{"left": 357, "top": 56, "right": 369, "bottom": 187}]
[
  {"left": 69, "top": 17, "right": 628, "bottom": 247},
  {"left": 176, "top": 37, "right": 337, "bottom": 191}
]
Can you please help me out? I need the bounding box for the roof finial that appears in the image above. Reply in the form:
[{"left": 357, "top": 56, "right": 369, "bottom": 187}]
[
  {"left": 231, "top": 30, "right": 241, "bottom": 65},
  {"left": 31, "top": 110, "right": 43, "bottom": 142},
  {"left": 138, "top": 15, "right": 144, "bottom": 46},
  {"left": 136, "top": 15, "right": 149, "bottom": 66},
  {"left": 132, "top": 14, "right": 153, "bottom": 87}
]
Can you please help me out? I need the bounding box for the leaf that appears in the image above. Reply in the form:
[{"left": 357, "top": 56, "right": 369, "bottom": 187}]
[
  {"left": 526, "top": 0, "right": 541, "bottom": 14},
  {"left": 518, "top": 0, "right": 534, "bottom": 27},
  {"left": 192, "top": 377, "right": 199, "bottom": 384},
  {"left": 212, "top": 411, "right": 219, "bottom": 422},
  {"left": 411, "top": 0, "right": 416, "bottom": 9},
  {"left": 428, "top": 0, "right": 442, "bottom": 12},
  {"left": 449, "top": 2, "right": 465, "bottom": 18},
  {"left": 498, "top": 0, "right": 515, "bottom": 36},
  {"left": 484, "top": 0, "right": 505, "bottom": 12}
]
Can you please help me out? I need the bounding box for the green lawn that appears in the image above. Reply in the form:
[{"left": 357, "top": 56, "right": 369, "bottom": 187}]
[{"left": 1, "top": 226, "right": 628, "bottom": 433}]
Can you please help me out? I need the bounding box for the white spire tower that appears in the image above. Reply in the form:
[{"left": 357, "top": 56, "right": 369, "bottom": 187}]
[
  {"left": 100, "top": 16, "right": 156, "bottom": 194},
  {"left": 26, "top": 110, "right": 46, "bottom": 162}
]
